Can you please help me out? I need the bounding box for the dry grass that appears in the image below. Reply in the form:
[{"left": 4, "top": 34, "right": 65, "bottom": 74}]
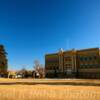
[{"left": 0, "top": 78, "right": 100, "bottom": 100}]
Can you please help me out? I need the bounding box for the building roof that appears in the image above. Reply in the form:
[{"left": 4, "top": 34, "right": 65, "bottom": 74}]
[
  {"left": 45, "top": 53, "right": 58, "bottom": 56},
  {"left": 45, "top": 47, "right": 100, "bottom": 56},
  {"left": 77, "top": 47, "right": 99, "bottom": 52}
]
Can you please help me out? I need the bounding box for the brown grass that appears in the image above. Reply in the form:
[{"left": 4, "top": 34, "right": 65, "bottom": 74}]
[{"left": 0, "top": 78, "right": 100, "bottom": 100}]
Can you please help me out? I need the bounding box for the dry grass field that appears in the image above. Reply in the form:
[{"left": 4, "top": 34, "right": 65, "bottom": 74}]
[{"left": 0, "top": 78, "right": 100, "bottom": 100}]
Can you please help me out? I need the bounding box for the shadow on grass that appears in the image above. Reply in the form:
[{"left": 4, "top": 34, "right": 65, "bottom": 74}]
[{"left": 0, "top": 82, "right": 100, "bottom": 86}]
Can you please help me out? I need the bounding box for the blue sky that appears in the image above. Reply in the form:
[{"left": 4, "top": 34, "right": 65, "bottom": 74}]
[{"left": 0, "top": 0, "right": 100, "bottom": 70}]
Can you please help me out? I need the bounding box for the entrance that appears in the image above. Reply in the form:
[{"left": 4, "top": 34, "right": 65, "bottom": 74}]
[{"left": 66, "top": 69, "right": 73, "bottom": 78}]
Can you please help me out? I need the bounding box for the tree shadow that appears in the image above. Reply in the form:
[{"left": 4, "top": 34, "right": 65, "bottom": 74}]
[{"left": 0, "top": 81, "right": 100, "bottom": 86}]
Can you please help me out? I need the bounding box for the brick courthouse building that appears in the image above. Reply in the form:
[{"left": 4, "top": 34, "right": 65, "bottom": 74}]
[{"left": 45, "top": 48, "right": 100, "bottom": 79}]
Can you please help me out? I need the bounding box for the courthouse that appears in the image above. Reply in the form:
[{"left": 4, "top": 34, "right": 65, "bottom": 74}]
[{"left": 45, "top": 48, "right": 100, "bottom": 79}]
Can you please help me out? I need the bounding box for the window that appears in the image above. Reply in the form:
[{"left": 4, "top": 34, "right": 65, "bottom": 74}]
[
  {"left": 84, "top": 64, "right": 87, "bottom": 68},
  {"left": 64, "top": 57, "right": 71, "bottom": 61},
  {"left": 89, "top": 64, "right": 92, "bottom": 67},
  {"left": 84, "top": 57, "right": 87, "bottom": 61},
  {"left": 94, "top": 56, "right": 97, "bottom": 60},
  {"left": 55, "top": 66, "right": 59, "bottom": 69},
  {"left": 89, "top": 56, "right": 92, "bottom": 60},
  {"left": 80, "top": 64, "right": 83, "bottom": 68},
  {"left": 80, "top": 56, "right": 88, "bottom": 61},
  {"left": 95, "top": 64, "right": 99, "bottom": 67},
  {"left": 80, "top": 57, "right": 83, "bottom": 61}
]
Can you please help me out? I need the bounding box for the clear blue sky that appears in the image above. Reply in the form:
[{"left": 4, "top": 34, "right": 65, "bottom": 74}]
[{"left": 0, "top": 0, "right": 100, "bottom": 70}]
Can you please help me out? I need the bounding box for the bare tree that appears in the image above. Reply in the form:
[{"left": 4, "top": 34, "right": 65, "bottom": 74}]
[
  {"left": 33, "top": 60, "right": 45, "bottom": 78},
  {"left": 34, "top": 60, "right": 40, "bottom": 72}
]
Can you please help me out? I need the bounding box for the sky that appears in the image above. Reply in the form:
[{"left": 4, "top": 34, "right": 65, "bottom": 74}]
[{"left": 0, "top": 0, "right": 100, "bottom": 70}]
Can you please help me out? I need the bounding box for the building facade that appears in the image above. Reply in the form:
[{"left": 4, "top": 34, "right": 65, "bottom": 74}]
[
  {"left": 45, "top": 48, "right": 100, "bottom": 79},
  {"left": 0, "top": 45, "right": 8, "bottom": 77}
]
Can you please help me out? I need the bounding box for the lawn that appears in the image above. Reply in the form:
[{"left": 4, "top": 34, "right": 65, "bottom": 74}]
[{"left": 0, "top": 78, "right": 100, "bottom": 100}]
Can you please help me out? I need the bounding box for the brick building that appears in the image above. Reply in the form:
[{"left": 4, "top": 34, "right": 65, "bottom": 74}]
[{"left": 45, "top": 48, "right": 100, "bottom": 79}]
